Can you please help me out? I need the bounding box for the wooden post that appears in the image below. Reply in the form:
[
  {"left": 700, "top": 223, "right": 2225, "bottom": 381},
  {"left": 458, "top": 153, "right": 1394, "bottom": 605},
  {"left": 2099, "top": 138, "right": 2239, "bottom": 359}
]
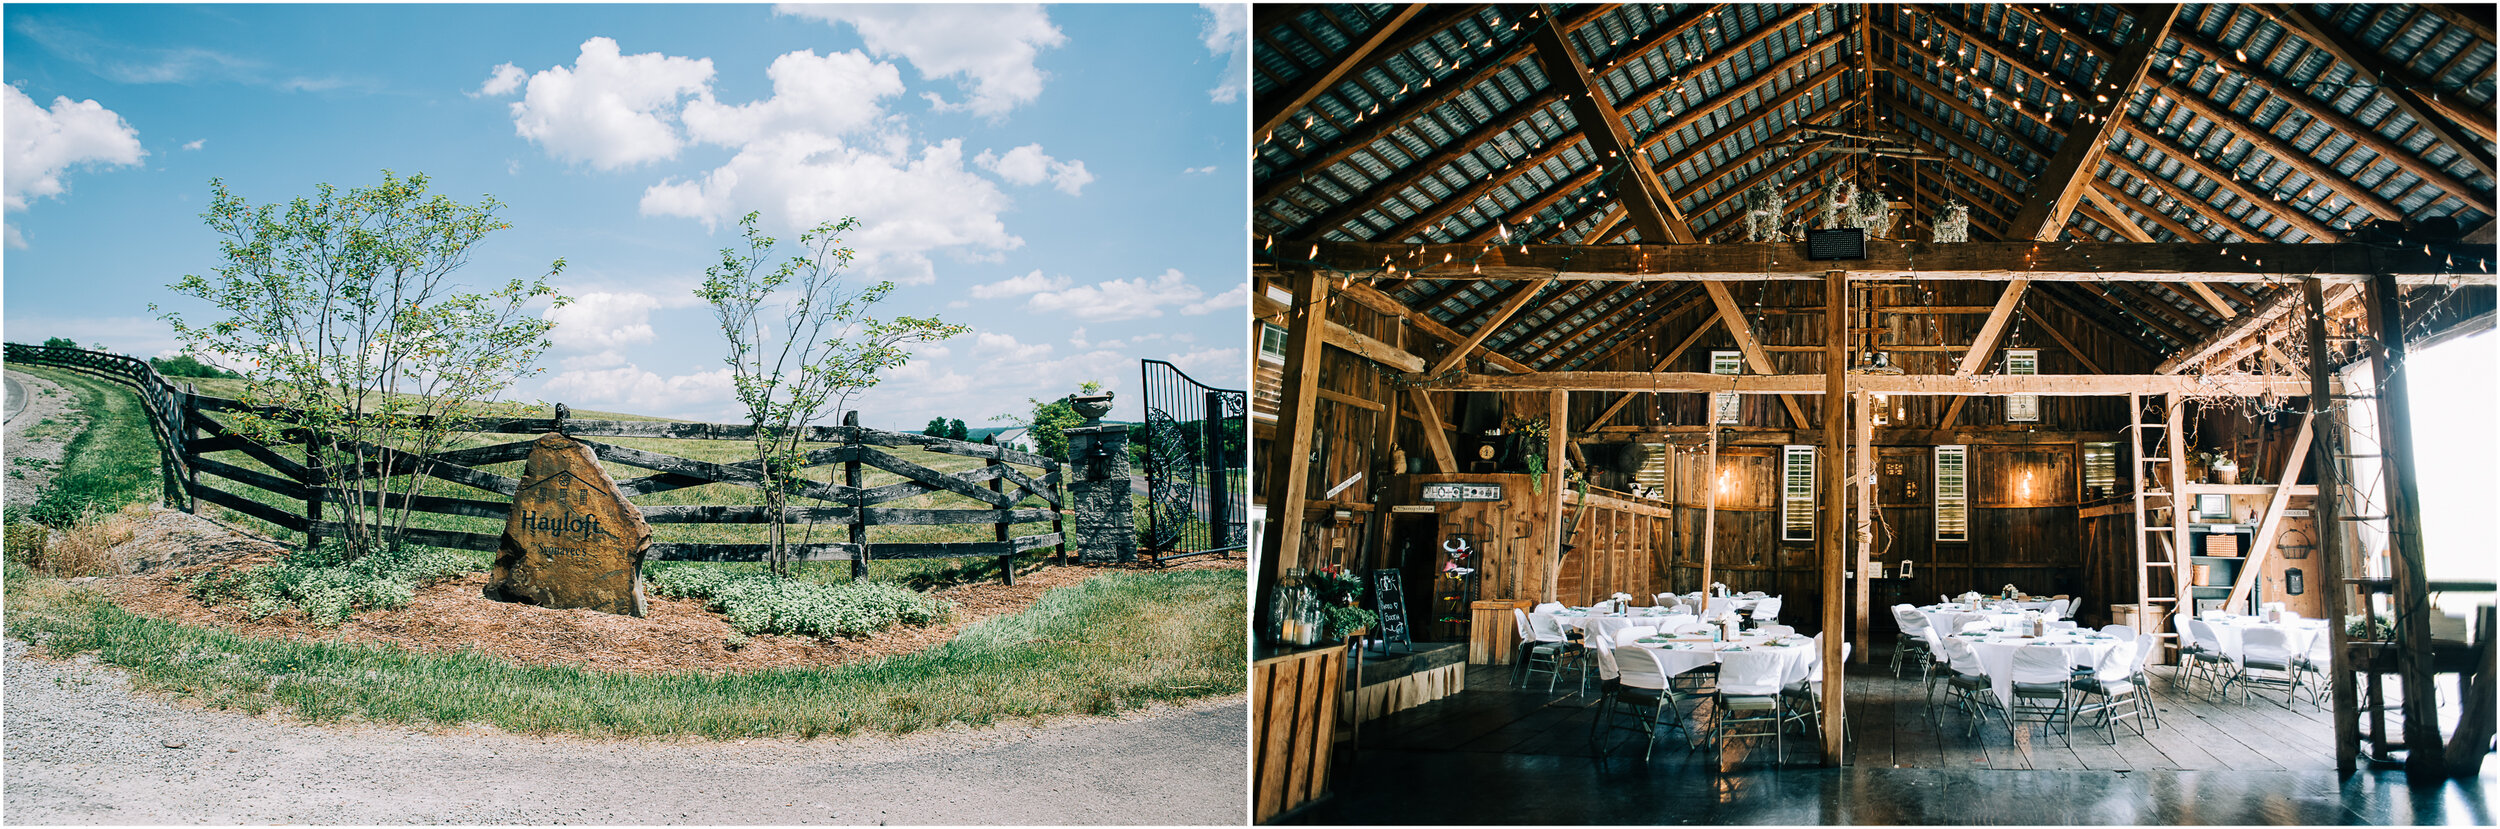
[
  {"left": 1700, "top": 423, "right": 1720, "bottom": 594},
  {"left": 986, "top": 436, "right": 1014, "bottom": 585},
  {"left": 1257, "top": 268, "right": 1332, "bottom": 634},
  {"left": 1366, "top": 370, "right": 1402, "bottom": 573},
  {"left": 846, "top": 410, "right": 868, "bottom": 581},
  {"left": 2363, "top": 271, "right": 2446, "bottom": 778},
  {"left": 1541, "top": 390, "right": 1568, "bottom": 603},
  {"left": 302, "top": 431, "right": 323, "bottom": 553},
  {"left": 1853, "top": 387, "right": 1874, "bottom": 664},
  {"left": 2167, "top": 395, "right": 2191, "bottom": 618},
  {"left": 1820, "top": 268, "right": 1848, "bottom": 765},
  {"left": 2307, "top": 276, "right": 2361, "bottom": 773}
]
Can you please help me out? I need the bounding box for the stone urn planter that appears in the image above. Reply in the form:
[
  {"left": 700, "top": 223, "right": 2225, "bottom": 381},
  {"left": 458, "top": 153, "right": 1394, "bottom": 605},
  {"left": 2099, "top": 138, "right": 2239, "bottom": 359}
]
[{"left": 1069, "top": 392, "right": 1115, "bottom": 426}]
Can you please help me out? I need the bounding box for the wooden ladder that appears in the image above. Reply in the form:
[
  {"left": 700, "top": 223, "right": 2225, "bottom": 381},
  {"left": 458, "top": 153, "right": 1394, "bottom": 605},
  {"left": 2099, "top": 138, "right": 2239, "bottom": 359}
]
[{"left": 2128, "top": 392, "right": 2190, "bottom": 660}]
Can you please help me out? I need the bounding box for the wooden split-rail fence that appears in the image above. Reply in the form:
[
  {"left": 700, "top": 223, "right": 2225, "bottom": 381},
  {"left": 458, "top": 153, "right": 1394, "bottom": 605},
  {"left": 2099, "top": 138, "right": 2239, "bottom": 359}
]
[{"left": 6, "top": 344, "right": 1066, "bottom": 581}]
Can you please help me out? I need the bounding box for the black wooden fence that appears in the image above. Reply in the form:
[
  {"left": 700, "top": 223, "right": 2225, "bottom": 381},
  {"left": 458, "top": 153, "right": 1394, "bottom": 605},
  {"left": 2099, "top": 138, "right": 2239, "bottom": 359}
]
[{"left": 6, "top": 344, "right": 1065, "bottom": 580}]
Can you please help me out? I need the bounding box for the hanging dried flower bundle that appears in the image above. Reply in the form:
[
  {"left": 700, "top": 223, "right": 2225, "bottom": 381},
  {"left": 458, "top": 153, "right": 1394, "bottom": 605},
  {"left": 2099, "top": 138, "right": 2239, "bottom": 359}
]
[
  {"left": 1933, "top": 200, "right": 1972, "bottom": 243},
  {"left": 1741, "top": 182, "right": 1788, "bottom": 242},
  {"left": 1815, "top": 179, "right": 1858, "bottom": 230},
  {"left": 1847, "top": 188, "right": 1894, "bottom": 238}
]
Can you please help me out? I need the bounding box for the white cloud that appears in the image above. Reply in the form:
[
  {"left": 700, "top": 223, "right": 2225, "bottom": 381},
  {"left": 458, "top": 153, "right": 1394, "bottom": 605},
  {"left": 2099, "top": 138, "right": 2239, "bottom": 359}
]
[
  {"left": 974, "top": 143, "right": 1091, "bottom": 195},
  {"left": 1025, "top": 268, "right": 1217, "bottom": 322},
  {"left": 1199, "top": 3, "right": 1249, "bottom": 104},
  {"left": 638, "top": 135, "right": 1021, "bottom": 285},
  {"left": 681, "top": 49, "right": 903, "bottom": 147},
  {"left": 474, "top": 62, "right": 526, "bottom": 97},
  {"left": 4, "top": 85, "right": 145, "bottom": 223},
  {"left": 560, "top": 350, "right": 630, "bottom": 370},
  {"left": 968, "top": 269, "right": 1069, "bottom": 299},
  {"left": 779, "top": 4, "right": 1064, "bottom": 118},
  {"left": 542, "top": 364, "right": 733, "bottom": 409},
  {"left": 973, "top": 331, "right": 1053, "bottom": 362},
  {"left": 506, "top": 37, "right": 713, "bottom": 170},
  {"left": 1182, "top": 165, "right": 1218, "bottom": 175},
  {"left": 181, "top": 139, "right": 205, "bottom": 151},
  {"left": 543, "top": 291, "right": 666, "bottom": 351},
  {"left": 1182, "top": 283, "right": 1248, "bottom": 316},
  {"left": 1165, "top": 346, "right": 1245, "bottom": 383}
]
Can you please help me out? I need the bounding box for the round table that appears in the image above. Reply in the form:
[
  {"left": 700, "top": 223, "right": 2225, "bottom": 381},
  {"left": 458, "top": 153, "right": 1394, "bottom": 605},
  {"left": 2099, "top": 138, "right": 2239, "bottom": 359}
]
[
  {"left": 2199, "top": 615, "right": 2328, "bottom": 662},
  {"left": 1956, "top": 630, "right": 2129, "bottom": 709},
  {"left": 1918, "top": 604, "right": 2027, "bottom": 636},
  {"left": 1539, "top": 608, "right": 1693, "bottom": 646},
  {"left": 1627, "top": 630, "right": 1820, "bottom": 686}
]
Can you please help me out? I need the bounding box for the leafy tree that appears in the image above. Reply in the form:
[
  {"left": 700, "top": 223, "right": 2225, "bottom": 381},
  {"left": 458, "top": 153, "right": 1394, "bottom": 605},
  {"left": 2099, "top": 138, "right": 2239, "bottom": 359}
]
[
  {"left": 150, "top": 354, "right": 243, "bottom": 379},
  {"left": 923, "top": 416, "right": 949, "bottom": 437},
  {"left": 946, "top": 418, "right": 968, "bottom": 441},
  {"left": 41, "top": 337, "right": 76, "bottom": 349},
  {"left": 697, "top": 211, "right": 968, "bottom": 577},
  {"left": 158, "top": 171, "right": 566, "bottom": 562}
]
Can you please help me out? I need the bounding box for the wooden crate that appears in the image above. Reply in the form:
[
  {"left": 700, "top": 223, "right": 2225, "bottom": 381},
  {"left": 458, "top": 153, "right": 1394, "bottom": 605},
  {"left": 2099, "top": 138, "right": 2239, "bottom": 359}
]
[{"left": 1253, "top": 645, "right": 1346, "bottom": 823}]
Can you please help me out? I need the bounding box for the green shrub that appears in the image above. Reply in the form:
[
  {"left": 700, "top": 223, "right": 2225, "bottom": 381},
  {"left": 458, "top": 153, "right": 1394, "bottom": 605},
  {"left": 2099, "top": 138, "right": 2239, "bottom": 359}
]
[
  {"left": 649, "top": 565, "right": 952, "bottom": 638},
  {"left": 185, "top": 541, "right": 477, "bottom": 626},
  {"left": 149, "top": 354, "right": 243, "bottom": 379}
]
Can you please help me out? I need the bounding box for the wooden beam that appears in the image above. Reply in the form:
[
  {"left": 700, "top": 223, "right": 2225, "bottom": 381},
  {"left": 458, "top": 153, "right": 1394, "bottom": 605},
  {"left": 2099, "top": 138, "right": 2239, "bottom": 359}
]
[
  {"left": 1704, "top": 281, "right": 1812, "bottom": 429},
  {"left": 1435, "top": 371, "right": 2324, "bottom": 397},
  {"left": 1818, "top": 267, "right": 1848, "bottom": 765},
  {"left": 1252, "top": 293, "right": 1429, "bottom": 373},
  {"left": 1281, "top": 240, "right": 2493, "bottom": 282},
  {"left": 2158, "top": 26, "right": 2429, "bottom": 220},
  {"left": 1254, "top": 5, "right": 1432, "bottom": 139},
  {"left": 2120, "top": 111, "right": 2339, "bottom": 241},
  {"left": 1588, "top": 304, "right": 1726, "bottom": 429},
  {"left": 2303, "top": 277, "right": 2361, "bottom": 774},
  {"left": 2156, "top": 288, "right": 2303, "bottom": 373},
  {"left": 1428, "top": 278, "right": 1553, "bottom": 375},
  {"left": 1411, "top": 388, "right": 1458, "bottom": 473},
  {"left": 1542, "top": 389, "right": 1569, "bottom": 602},
  {"left": 2081, "top": 187, "right": 2155, "bottom": 242},
  {"left": 2019, "top": 299, "right": 2107, "bottom": 374},
  {"left": 1528, "top": 4, "right": 1695, "bottom": 243},
  {"left": 1852, "top": 386, "right": 1874, "bottom": 665},
  {"left": 1256, "top": 268, "right": 1330, "bottom": 628},
  {"left": 2223, "top": 413, "right": 2314, "bottom": 609},
  {"left": 2006, "top": 6, "right": 2178, "bottom": 240},
  {"left": 2274, "top": 4, "right": 2495, "bottom": 181},
  {"left": 1335, "top": 281, "right": 1538, "bottom": 374},
  {"left": 1563, "top": 283, "right": 1707, "bottom": 370},
  {"left": 1935, "top": 277, "right": 2031, "bottom": 427},
  {"left": 2363, "top": 270, "right": 2449, "bottom": 778}
]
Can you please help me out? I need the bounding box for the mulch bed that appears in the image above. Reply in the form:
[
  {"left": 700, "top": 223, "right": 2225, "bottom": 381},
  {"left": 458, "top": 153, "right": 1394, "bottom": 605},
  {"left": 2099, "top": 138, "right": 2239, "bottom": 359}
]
[{"left": 93, "top": 509, "right": 1243, "bottom": 676}]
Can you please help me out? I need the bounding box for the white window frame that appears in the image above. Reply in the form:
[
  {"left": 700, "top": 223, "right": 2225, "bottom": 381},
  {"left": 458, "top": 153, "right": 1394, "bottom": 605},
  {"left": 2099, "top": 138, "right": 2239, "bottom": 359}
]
[
  {"left": 2005, "top": 349, "right": 2040, "bottom": 422},
  {"left": 1782, "top": 445, "right": 1816, "bottom": 542},
  {"left": 1711, "top": 350, "right": 1742, "bottom": 425},
  {"left": 1258, "top": 323, "right": 1288, "bottom": 364},
  {"left": 1935, "top": 445, "right": 1969, "bottom": 541}
]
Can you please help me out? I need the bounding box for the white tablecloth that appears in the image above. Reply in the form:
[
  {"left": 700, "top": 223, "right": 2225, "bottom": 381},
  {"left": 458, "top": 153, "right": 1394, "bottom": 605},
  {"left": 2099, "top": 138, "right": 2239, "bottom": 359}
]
[
  {"left": 1540, "top": 609, "right": 1691, "bottom": 644},
  {"left": 1627, "top": 631, "right": 1820, "bottom": 686},
  {"left": 2200, "top": 616, "right": 2328, "bottom": 662},
  {"left": 1918, "top": 605, "right": 2026, "bottom": 635},
  {"left": 1959, "top": 631, "right": 2129, "bottom": 709}
]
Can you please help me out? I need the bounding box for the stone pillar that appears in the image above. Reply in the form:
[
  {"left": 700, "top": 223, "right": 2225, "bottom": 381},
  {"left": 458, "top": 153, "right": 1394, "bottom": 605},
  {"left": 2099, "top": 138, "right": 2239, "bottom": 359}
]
[{"left": 1066, "top": 421, "right": 1136, "bottom": 565}]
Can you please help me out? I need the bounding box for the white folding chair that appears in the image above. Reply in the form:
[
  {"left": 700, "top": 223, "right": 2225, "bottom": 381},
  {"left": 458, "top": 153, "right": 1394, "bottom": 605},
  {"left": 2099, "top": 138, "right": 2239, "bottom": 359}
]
[
  {"left": 2046, "top": 598, "right": 2072, "bottom": 620},
  {"left": 1599, "top": 645, "right": 1698, "bottom": 760},
  {"left": 1533, "top": 601, "right": 1566, "bottom": 614},
  {"left": 2100, "top": 623, "right": 2138, "bottom": 641},
  {"left": 1665, "top": 619, "right": 1711, "bottom": 636},
  {"left": 2185, "top": 618, "right": 2236, "bottom": 700},
  {"left": 2008, "top": 645, "right": 2077, "bottom": 745},
  {"left": 1936, "top": 636, "right": 2006, "bottom": 733},
  {"left": 1750, "top": 596, "right": 1784, "bottom": 628},
  {"left": 1514, "top": 608, "right": 1577, "bottom": 690},
  {"left": 1701, "top": 596, "right": 1734, "bottom": 623},
  {"left": 1756, "top": 624, "right": 1797, "bottom": 637},
  {"left": 2238, "top": 627, "right": 2300, "bottom": 707},
  {"left": 1781, "top": 633, "right": 1850, "bottom": 744},
  {"left": 2067, "top": 635, "right": 2148, "bottom": 744},
  {"left": 1890, "top": 604, "right": 1936, "bottom": 679},
  {"left": 1712, "top": 650, "right": 1790, "bottom": 765},
  {"left": 1614, "top": 625, "right": 1661, "bottom": 646}
]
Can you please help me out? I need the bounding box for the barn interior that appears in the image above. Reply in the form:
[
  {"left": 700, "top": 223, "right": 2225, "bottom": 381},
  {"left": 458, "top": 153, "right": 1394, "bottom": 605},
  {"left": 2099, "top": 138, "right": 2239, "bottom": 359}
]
[{"left": 1243, "top": 3, "right": 2497, "bottom": 824}]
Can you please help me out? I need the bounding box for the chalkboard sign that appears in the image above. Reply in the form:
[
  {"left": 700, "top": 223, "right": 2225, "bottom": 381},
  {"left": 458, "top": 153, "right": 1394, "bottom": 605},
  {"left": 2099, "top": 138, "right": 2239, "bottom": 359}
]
[{"left": 1369, "top": 568, "right": 1411, "bottom": 646}]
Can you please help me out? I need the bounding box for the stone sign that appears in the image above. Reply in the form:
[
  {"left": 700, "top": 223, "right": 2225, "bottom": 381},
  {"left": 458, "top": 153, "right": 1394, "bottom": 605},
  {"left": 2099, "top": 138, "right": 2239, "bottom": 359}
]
[{"left": 485, "top": 432, "right": 653, "bottom": 616}]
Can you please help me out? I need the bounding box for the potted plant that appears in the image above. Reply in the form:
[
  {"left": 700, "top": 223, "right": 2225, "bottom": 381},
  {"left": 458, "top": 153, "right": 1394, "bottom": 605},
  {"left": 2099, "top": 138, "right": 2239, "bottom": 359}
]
[
  {"left": 1067, "top": 381, "right": 1114, "bottom": 426},
  {"left": 2198, "top": 450, "right": 2239, "bottom": 485},
  {"left": 1508, "top": 415, "right": 1550, "bottom": 492},
  {"left": 1311, "top": 565, "right": 1376, "bottom": 639}
]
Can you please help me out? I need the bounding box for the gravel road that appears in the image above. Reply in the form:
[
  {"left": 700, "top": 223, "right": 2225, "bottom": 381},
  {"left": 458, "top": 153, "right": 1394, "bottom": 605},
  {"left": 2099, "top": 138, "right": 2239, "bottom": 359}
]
[
  {"left": 3, "top": 369, "right": 80, "bottom": 514},
  {"left": 4, "top": 640, "right": 1249, "bottom": 824}
]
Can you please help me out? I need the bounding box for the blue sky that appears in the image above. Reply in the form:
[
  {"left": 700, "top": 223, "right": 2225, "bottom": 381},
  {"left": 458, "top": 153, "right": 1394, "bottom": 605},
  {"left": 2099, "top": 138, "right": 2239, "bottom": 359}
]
[{"left": 4, "top": 3, "right": 1250, "bottom": 429}]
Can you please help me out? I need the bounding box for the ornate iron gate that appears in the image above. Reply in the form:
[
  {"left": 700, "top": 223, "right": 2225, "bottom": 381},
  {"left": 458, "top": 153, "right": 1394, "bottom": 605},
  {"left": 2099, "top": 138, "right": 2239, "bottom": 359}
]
[{"left": 1139, "top": 359, "right": 1247, "bottom": 562}]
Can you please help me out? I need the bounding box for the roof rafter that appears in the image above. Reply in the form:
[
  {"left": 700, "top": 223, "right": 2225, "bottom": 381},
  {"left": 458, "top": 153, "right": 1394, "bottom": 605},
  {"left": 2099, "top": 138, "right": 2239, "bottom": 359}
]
[
  {"left": 2008, "top": 5, "right": 2178, "bottom": 240},
  {"left": 1255, "top": 5, "right": 1438, "bottom": 140},
  {"left": 1702, "top": 280, "right": 1811, "bottom": 428},
  {"left": 1429, "top": 277, "right": 1555, "bottom": 375},
  {"left": 1527, "top": 3, "right": 1694, "bottom": 243},
  {"left": 2268, "top": 3, "right": 2497, "bottom": 180}
]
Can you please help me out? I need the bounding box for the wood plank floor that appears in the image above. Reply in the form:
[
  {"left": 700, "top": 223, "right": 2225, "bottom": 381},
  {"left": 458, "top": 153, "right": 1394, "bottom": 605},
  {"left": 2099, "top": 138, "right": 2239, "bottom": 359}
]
[
  {"left": 1359, "top": 650, "right": 2344, "bottom": 772},
  {"left": 1288, "top": 645, "right": 2495, "bottom": 825}
]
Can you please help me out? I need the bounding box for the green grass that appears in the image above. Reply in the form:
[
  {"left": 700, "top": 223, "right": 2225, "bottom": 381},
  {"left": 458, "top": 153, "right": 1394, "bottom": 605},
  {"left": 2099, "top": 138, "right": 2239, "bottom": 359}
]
[
  {"left": 8, "top": 364, "right": 163, "bottom": 525},
  {"left": 4, "top": 559, "right": 1245, "bottom": 737}
]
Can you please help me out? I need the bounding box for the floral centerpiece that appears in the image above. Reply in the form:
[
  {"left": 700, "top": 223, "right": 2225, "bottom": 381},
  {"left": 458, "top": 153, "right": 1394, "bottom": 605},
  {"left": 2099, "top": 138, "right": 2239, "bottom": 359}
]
[
  {"left": 1711, "top": 582, "right": 1729, "bottom": 598},
  {"left": 2001, "top": 584, "right": 2018, "bottom": 600},
  {"left": 1609, "top": 592, "right": 1634, "bottom": 613},
  {"left": 1311, "top": 565, "right": 1377, "bottom": 639},
  {"left": 2344, "top": 613, "right": 2395, "bottom": 640}
]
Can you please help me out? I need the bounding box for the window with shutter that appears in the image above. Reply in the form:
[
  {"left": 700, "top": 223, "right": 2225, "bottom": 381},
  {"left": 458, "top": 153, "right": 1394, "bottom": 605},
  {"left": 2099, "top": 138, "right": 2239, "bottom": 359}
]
[
  {"left": 1936, "top": 445, "right": 1968, "bottom": 541},
  {"left": 1711, "top": 351, "right": 1741, "bottom": 424},
  {"left": 2006, "top": 349, "right": 2039, "bottom": 422},
  {"left": 1782, "top": 445, "right": 1815, "bottom": 541},
  {"left": 1258, "top": 323, "right": 1288, "bottom": 364},
  {"left": 2083, "top": 441, "right": 2118, "bottom": 495}
]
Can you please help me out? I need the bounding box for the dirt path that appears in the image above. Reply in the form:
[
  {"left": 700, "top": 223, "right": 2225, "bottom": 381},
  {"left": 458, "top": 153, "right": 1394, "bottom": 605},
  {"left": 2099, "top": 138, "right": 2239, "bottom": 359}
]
[
  {"left": 4, "top": 639, "right": 1247, "bottom": 824},
  {"left": 3, "top": 369, "right": 83, "bottom": 514}
]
